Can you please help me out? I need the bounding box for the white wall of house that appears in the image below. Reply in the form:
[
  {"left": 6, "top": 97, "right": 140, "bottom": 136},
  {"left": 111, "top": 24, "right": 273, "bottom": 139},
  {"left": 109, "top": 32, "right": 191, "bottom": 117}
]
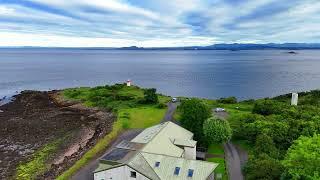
[
  {"left": 94, "top": 165, "right": 149, "bottom": 180},
  {"left": 184, "top": 146, "right": 196, "bottom": 160}
]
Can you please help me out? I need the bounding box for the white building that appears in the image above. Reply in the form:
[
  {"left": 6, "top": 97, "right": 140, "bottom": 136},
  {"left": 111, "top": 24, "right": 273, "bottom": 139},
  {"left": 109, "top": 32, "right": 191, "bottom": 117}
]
[
  {"left": 94, "top": 122, "right": 218, "bottom": 180},
  {"left": 291, "top": 93, "right": 298, "bottom": 106},
  {"left": 126, "top": 79, "right": 131, "bottom": 87}
]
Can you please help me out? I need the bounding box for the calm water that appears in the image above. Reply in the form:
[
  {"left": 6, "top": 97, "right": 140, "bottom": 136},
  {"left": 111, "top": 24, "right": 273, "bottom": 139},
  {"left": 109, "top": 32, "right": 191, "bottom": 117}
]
[{"left": 1, "top": 49, "right": 320, "bottom": 100}]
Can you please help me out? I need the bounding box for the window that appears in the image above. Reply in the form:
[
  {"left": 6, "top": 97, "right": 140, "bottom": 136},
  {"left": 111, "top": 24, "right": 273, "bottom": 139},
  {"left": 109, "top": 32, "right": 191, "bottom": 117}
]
[
  {"left": 130, "top": 171, "right": 137, "bottom": 178},
  {"left": 188, "top": 169, "right": 194, "bottom": 177},
  {"left": 174, "top": 167, "right": 180, "bottom": 175},
  {"left": 155, "top": 161, "right": 160, "bottom": 167}
]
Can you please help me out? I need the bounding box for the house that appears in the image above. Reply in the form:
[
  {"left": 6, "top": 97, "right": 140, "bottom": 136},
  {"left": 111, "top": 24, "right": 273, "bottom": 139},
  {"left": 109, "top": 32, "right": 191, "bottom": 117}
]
[{"left": 93, "top": 122, "right": 218, "bottom": 180}]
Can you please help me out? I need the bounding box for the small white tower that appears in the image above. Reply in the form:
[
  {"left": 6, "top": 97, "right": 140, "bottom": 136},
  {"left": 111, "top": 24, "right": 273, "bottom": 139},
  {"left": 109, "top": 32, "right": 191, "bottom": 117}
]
[
  {"left": 291, "top": 93, "right": 298, "bottom": 106},
  {"left": 126, "top": 79, "right": 131, "bottom": 87}
]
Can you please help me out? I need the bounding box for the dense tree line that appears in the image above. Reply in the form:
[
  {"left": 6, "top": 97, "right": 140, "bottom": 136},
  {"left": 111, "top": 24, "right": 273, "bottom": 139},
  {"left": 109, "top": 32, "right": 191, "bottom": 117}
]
[{"left": 233, "top": 91, "right": 320, "bottom": 180}]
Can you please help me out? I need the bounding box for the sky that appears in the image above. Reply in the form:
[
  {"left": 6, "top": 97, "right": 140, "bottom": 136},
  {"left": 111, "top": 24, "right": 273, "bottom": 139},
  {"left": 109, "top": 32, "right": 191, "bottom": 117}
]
[{"left": 0, "top": 0, "right": 319, "bottom": 47}]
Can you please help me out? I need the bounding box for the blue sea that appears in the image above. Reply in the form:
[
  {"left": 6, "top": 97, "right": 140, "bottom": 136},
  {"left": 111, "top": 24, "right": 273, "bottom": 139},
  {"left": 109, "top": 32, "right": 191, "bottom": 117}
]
[{"left": 1, "top": 49, "right": 320, "bottom": 100}]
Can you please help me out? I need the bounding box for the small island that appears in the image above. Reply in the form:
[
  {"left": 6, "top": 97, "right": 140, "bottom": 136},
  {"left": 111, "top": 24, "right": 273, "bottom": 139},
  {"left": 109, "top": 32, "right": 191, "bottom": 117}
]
[{"left": 287, "top": 51, "right": 298, "bottom": 54}]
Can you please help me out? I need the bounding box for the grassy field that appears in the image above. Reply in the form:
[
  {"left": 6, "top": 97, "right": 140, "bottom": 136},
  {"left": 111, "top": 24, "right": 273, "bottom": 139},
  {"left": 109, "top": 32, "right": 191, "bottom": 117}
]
[
  {"left": 118, "top": 107, "right": 167, "bottom": 129},
  {"left": 57, "top": 84, "right": 170, "bottom": 179}
]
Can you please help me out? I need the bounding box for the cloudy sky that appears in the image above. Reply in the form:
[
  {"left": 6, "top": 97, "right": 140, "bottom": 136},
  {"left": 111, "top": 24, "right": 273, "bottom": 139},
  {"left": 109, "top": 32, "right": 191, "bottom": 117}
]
[{"left": 0, "top": 0, "right": 319, "bottom": 47}]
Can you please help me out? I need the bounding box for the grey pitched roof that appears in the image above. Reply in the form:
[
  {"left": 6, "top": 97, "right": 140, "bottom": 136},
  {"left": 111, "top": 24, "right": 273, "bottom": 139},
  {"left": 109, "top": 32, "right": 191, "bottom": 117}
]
[
  {"left": 140, "top": 152, "right": 217, "bottom": 180},
  {"left": 128, "top": 152, "right": 161, "bottom": 180},
  {"left": 94, "top": 122, "right": 218, "bottom": 179}
]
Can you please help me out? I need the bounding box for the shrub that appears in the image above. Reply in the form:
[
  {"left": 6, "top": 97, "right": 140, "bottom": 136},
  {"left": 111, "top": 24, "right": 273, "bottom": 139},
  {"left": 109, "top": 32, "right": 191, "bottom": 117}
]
[
  {"left": 64, "top": 90, "right": 81, "bottom": 98},
  {"left": 143, "top": 88, "right": 159, "bottom": 104},
  {"left": 217, "top": 96, "right": 237, "bottom": 104},
  {"left": 115, "top": 95, "right": 134, "bottom": 101},
  {"left": 156, "top": 103, "right": 167, "bottom": 109},
  {"left": 203, "top": 117, "right": 232, "bottom": 144},
  {"left": 121, "top": 119, "right": 130, "bottom": 129},
  {"left": 252, "top": 100, "right": 285, "bottom": 115}
]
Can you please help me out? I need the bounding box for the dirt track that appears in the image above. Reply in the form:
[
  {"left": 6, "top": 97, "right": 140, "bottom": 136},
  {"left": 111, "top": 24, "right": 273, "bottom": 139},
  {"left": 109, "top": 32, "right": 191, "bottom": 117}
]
[{"left": 0, "top": 91, "right": 115, "bottom": 179}]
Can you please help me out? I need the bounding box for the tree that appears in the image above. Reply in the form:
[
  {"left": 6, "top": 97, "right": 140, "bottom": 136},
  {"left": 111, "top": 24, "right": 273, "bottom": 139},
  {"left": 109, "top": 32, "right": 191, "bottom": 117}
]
[
  {"left": 252, "top": 100, "right": 285, "bottom": 116},
  {"left": 244, "top": 154, "right": 284, "bottom": 180},
  {"left": 180, "top": 98, "right": 211, "bottom": 142},
  {"left": 281, "top": 134, "right": 320, "bottom": 180},
  {"left": 217, "top": 96, "right": 237, "bottom": 104},
  {"left": 232, "top": 114, "right": 266, "bottom": 143},
  {"left": 143, "top": 88, "right": 158, "bottom": 104},
  {"left": 203, "top": 117, "right": 232, "bottom": 144},
  {"left": 254, "top": 134, "right": 279, "bottom": 158}
]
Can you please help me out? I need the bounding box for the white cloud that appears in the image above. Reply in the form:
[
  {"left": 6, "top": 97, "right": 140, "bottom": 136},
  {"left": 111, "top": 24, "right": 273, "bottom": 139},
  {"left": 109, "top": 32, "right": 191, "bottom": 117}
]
[
  {"left": 0, "top": 0, "right": 319, "bottom": 46},
  {"left": 0, "top": 32, "right": 216, "bottom": 47},
  {"left": 0, "top": 6, "right": 15, "bottom": 15}
]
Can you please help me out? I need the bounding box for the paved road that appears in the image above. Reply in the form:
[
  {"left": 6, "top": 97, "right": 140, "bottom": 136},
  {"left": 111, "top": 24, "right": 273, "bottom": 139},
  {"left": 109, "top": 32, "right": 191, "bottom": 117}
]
[
  {"left": 213, "top": 109, "right": 247, "bottom": 180},
  {"left": 161, "top": 102, "right": 179, "bottom": 123},
  {"left": 71, "top": 129, "right": 142, "bottom": 180},
  {"left": 224, "top": 142, "right": 244, "bottom": 180}
]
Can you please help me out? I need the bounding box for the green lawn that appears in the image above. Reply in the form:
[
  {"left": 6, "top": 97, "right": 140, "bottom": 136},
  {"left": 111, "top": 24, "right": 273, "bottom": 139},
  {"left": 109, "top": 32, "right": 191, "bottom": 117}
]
[
  {"left": 208, "top": 143, "right": 224, "bottom": 155},
  {"left": 207, "top": 157, "right": 227, "bottom": 180},
  {"left": 118, "top": 106, "right": 166, "bottom": 129}
]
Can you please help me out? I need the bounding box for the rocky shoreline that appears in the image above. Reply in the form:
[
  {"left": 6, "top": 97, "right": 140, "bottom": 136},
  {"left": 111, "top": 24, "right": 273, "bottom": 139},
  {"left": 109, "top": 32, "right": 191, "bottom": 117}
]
[{"left": 0, "top": 90, "right": 115, "bottom": 179}]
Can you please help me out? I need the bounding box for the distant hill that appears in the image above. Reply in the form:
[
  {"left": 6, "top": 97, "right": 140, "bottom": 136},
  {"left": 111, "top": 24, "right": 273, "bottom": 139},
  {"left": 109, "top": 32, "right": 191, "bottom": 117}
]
[
  {"left": 1, "top": 43, "right": 320, "bottom": 50},
  {"left": 200, "top": 43, "right": 320, "bottom": 50},
  {"left": 119, "top": 43, "right": 320, "bottom": 50}
]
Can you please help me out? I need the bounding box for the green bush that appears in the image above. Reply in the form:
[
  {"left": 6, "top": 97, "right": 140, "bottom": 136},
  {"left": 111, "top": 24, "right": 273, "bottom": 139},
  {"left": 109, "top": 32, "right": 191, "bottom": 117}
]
[
  {"left": 156, "top": 103, "right": 167, "bottom": 109},
  {"left": 64, "top": 89, "right": 81, "bottom": 98},
  {"left": 143, "top": 88, "right": 159, "bottom": 104},
  {"left": 252, "top": 100, "right": 285, "bottom": 115},
  {"left": 121, "top": 119, "right": 130, "bottom": 129},
  {"left": 203, "top": 117, "right": 232, "bottom": 144},
  {"left": 217, "top": 97, "right": 237, "bottom": 104}
]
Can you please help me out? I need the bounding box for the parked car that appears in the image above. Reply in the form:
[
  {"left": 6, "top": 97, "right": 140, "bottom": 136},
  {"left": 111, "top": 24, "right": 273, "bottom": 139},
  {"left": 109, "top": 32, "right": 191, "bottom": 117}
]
[
  {"left": 171, "top": 97, "right": 178, "bottom": 103},
  {"left": 214, "top": 108, "right": 225, "bottom": 112}
]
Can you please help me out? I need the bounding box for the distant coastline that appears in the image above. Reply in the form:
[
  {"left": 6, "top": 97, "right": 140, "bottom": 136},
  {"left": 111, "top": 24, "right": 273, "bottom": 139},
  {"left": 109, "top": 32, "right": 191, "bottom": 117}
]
[{"left": 1, "top": 43, "right": 320, "bottom": 50}]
